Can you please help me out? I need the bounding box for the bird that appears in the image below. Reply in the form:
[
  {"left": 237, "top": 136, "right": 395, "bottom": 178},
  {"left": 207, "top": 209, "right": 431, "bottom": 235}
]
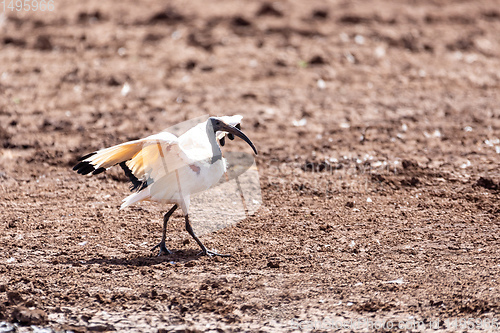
[{"left": 73, "top": 115, "right": 258, "bottom": 257}]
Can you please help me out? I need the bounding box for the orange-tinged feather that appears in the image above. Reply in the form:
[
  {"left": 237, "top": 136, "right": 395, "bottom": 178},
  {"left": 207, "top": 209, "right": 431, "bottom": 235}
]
[{"left": 85, "top": 142, "right": 142, "bottom": 169}]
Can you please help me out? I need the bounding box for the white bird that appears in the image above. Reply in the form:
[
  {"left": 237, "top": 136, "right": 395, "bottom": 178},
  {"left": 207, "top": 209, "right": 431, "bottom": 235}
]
[{"left": 73, "top": 115, "right": 258, "bottom": 257}]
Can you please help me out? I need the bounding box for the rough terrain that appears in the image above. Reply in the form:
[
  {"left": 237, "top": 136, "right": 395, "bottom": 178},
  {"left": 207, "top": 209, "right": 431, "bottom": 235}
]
[{"left": 1, "top": 0, "right": 500, "bottom": 331}]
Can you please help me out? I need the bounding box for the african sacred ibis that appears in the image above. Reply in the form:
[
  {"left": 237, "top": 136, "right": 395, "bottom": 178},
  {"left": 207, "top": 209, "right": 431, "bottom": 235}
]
[{"left": 73, "top": 115, "right": 258, "bottom": 257}]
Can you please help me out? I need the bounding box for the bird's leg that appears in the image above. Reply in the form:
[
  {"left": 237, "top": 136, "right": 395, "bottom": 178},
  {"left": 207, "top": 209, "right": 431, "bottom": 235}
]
[
  {"left": 151, "top": 204, "right": 178, "bottom": 256},
  {"left": 184, "top": 215, "right": 230, "bottom": 257}
]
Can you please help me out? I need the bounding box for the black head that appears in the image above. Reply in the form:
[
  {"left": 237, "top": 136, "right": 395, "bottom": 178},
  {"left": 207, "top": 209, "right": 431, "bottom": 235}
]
[{"left": 209, "top": 117, "right": 258, "bottom": 155}]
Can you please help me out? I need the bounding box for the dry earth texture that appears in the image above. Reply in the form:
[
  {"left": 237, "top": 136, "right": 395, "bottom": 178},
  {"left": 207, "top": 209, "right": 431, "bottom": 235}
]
[{"left": 1, "top": 0, "right": 500, "bottom": 332}]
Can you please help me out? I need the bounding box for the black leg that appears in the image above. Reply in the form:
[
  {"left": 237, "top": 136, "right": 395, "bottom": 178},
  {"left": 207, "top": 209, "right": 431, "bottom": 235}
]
[
  {"left": 151, "top": 204, "right": 178, "bottom": 256},
  {"left": 184, "top": 214, "right": 230, "bottom": 257}
]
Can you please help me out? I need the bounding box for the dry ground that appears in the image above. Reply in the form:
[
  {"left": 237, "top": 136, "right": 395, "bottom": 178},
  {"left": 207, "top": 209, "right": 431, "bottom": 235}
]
[{"left": 1, "top": 0, "right": 500, "bottom": 331}]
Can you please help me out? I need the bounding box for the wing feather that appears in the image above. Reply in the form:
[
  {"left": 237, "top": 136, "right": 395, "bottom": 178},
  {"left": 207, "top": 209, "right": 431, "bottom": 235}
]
[{"left": 73, "top": 132, "right": 187, "bottom": 188}]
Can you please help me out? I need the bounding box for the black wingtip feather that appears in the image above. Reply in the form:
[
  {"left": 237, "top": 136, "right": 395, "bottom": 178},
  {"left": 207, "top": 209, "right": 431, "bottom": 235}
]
[
  {"left": 92, "top": 167, "right": 106, "bottom": 175},
  {"left": 74, "top": 152, "right": 106, "bottom": 176},
  {"left": 73, "top": 162, "right": 84, "bottom": 171},
  {"left": 78, "top": 152, "right": 97, "bottom": 161},
  {"left": 77, "top": 163, "right": 96, "bottom": 175}
]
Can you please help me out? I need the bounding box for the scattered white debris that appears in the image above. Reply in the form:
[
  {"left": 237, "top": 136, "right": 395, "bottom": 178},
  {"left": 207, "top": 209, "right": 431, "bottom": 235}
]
[
  {"left": 317, "top": 79, "right": 326, "bottom": 90},
  {"left": 316, "top": 134, "right": 323, "bottom": 140},
  {"left": 117, "top": 47, "right": 126, "bottom": 57},
  {"left": 121, "top": 82, "right": 131, "bottom": 96},
  {"left": 418, "top": 69, "right": 426, "bottom": 77},
  {"left": 453, "top": 51, "right": 463, "bottom": 60},
  {"left": 319, "top": 299, "right": 325, "bottom": 303},
  {"left": 7, "top": 257, "right": 15, "bottom": 263},
  {"left": 376, "top": 239, "right": 380, "bottom": 245},
  {"left": 354, "top": 282, "right": 363, "bottom": 286},
  {"left": 171, "top": 30, "right": 182, "bottom": 40},
  {"left": 344, "top": 51, "right": 355, "bottom": 63},
  {"left": 465, "top": 54, "right": 478, "bottom": 64},
  {"left": 249, "top": 59, "right": 258, "bottom": 68},
  {"left": 375, "top": 46, "right": 386, "bottom": 58},
  {"left": 339, "top": 32, "right": 349, "bottom": 42},
  {"left": 366, "top": 197, "right": 372, "bottom": 203},
  {"left": 424, "top": 130, "right": 441, "bottom": 138},
  {"left": 353, "top": 208, "right": 360, "bottom": 212},
  {"left": 476, "top": 38, "right": 492, "bottom": 51},
  {"left": 329, "top": 157, "right": 338, "bottom": 163},
  {"left": 402, "top": 123, "right": 408, "bottom": 132},
  {"left": 340, "top": 122, "right": 350, "bottom": 129},
  {"left": 384, "top": 278, "right": 405, "bottom": 284},
  {"left": 264, "top": 107, "right": 275, "bottom": 115},
  {"left": 78, "top": 241, "right": 88, "bottom": 246},
  {"left": 464, "top": 126, "right": 473, "bottom": 132},
  {"left": 354, "top": 35, "right": 365, "bottom": 45},
  {"left": 347, "top": 302, "right": 354, "bottom": 306},
  {"left": 349, "top": 240, "right": 356, "bottom": 248},
  {"left": 496, "top": 146, "right": 500, "bottom": 154},
  {"left": 460, "top": 160, "right": 471, "bottom": 169},
  {"left": 65, "top": 111, "right": 72, "bottom": 117},
  {"left": 292, "top": 118, "right": 307, "bottom": 127},
  {"left": 485, "top": 138, "right": 499, "bottom": 146}
]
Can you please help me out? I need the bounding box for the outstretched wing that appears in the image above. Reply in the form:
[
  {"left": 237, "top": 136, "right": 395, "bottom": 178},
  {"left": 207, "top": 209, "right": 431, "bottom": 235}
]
[{"left": 73, "top": 132, "right": 190, "bottom": 191}]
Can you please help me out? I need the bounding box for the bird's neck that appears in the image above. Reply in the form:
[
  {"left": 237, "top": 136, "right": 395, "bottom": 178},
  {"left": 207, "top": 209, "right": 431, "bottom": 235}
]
[{"left": 206, "top": 123, "right": 222, "bottom": 164}]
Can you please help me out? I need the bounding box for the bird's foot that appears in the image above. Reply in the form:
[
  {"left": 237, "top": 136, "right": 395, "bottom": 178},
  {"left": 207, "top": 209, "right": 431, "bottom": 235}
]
[
  {"left": 151, "top": 241, "right": 172, "bottom": 256},
  {"left": 197, "top": 249, "right": 231, "bottom": 257}
]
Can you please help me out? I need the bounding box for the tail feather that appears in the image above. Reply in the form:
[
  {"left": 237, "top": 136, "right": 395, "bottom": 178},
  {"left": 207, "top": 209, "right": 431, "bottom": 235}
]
[{"left": 120, "top": 188, "right": 150, "bottom": 209}]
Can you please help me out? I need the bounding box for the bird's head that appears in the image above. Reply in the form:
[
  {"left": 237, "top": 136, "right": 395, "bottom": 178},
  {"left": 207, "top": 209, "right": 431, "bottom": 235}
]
[{"left": 208, "top": 116, "right": 258, "bottom": 155}]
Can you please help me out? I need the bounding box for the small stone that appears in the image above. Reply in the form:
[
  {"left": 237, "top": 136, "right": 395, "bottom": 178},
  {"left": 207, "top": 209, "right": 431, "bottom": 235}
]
[
  {"left": 267, "top": 261, "right": 280, "bottom": 268},
  {"left": 12, "top": 306, "right": 47, "bottom": 325},
  {"left": 7, "top": 291, "right": 24, "bottom": 305},
  {"left": 184, "top": 261, "right": 196, "bottom": 267}
]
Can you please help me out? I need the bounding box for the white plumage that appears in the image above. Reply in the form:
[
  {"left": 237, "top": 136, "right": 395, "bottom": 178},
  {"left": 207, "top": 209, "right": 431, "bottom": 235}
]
[{"left": 74, "top": 115, "right": 257, "bottom": 257}]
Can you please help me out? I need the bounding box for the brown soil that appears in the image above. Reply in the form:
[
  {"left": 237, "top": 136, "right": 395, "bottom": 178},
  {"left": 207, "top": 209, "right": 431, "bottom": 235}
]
[{"left": 1, "top": 0, "right": 500, "bottom": 331}]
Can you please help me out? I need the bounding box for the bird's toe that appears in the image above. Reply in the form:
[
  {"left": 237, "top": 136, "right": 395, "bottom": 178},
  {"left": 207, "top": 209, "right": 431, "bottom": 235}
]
[
  {"left": 198, "top": 249, "right": 231, "bottom": 257},
  {"left": 151, "top": 242, "right": 172, "bottom": 256}
]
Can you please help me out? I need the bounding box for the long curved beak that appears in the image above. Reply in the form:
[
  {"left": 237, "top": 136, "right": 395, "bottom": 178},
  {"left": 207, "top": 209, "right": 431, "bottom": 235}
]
[{"left": 218, "top": 123, "right": 258, "bottom": 155}]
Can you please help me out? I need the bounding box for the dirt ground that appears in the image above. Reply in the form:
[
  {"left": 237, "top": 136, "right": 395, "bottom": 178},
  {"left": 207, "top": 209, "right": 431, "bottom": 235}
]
[{"left": 1, "top": 0, "right": 500, "bottom": 331}]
